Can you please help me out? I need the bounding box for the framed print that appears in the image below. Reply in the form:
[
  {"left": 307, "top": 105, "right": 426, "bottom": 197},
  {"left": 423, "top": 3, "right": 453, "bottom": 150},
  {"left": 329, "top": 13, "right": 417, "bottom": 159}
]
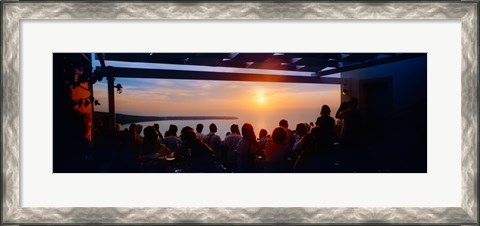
[
  {"left": 54, "top": 52, "right": 428, "bottom": 174},
  {"left": 2, "top": 1, "right": 478, "bottom": 225}
]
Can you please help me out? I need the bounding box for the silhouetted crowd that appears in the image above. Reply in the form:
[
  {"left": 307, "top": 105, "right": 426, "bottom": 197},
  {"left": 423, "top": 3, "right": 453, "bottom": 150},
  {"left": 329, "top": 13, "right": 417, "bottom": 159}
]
[{"left": 92, "top": 98, "right": 367, "bottom": 173}]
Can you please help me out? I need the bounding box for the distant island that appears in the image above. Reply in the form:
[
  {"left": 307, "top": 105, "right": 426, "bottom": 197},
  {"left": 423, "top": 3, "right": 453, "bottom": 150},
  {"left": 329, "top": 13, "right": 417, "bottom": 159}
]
[{"left": 94, "top": 111, "right": 238, "bottom": 124}]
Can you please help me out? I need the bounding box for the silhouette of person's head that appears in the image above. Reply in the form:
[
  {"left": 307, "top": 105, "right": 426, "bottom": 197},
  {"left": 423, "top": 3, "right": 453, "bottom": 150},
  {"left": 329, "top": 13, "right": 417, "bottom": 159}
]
[
  {"left": 310, "top": 126, "right": 321, "bottom": 139},
  {"left": 272, "top": 127, "right": 287, "bottom": 144},
  {"left": 136, "top": 124, "right": 143, "bottom": 134},
  {"left": 241, "top": 123, "right": 256, "bottom": 142},
  {"left": 142, "top": 126, "right": 158, "bottom": 155},
  {"left": 180, "top": 126, "right": 195, "bottom": 142},
  {"left": 259, "top": 129, "right": 268, "bottom": 139},
  {"left": 154, "top": 123, "right": 160, "bottom": 130},
  {"left": 168, "top": 124, "right": 178, "bottom": 134},
  {"left": 180, "top": 129, "right": 197, "bottom": 146},
  {"left": 279, "top": 119, "right": 289, "bottom": 129},
  {"left": 144, "top": 126, "right": 157, "bottom": 140},
  {"left": 181, "top": 126, "right": 194, "bottom": 135},
  {"left": 196, "top": 124, "right": 204, "bottom": 133},
  {"left": 230, "top": 124, "right": 240, "bottom": 134},
  {"left": 295, "top": 123, "right": 308, "bottom": 137},
  {"left": 209, "top": 123, "right": 217, "bottom": 133},
  {"left": 129, "top": 123, "right": 136, "bottom": 134},
  {"left": 320, "top": 105, "right": 331, "bottom": 116}
]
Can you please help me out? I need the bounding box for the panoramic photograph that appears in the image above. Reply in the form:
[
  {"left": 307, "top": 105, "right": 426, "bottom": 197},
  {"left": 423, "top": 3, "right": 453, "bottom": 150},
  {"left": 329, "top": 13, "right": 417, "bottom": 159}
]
[{"left": 53, "top": 53, "right": 427, "bottom": 173}]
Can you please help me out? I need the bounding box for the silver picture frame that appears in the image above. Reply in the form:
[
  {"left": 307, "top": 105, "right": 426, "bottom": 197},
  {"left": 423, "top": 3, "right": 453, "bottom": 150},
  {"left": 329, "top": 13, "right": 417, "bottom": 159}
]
[{"left": 2, "top": 1, "right": 478, "bottom": 225}]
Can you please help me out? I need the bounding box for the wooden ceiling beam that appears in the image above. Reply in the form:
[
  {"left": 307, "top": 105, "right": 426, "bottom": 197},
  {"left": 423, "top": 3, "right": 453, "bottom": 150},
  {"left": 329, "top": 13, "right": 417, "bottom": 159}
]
[{"left": 95, "top": 66, "right": 345, "bottom": 84}]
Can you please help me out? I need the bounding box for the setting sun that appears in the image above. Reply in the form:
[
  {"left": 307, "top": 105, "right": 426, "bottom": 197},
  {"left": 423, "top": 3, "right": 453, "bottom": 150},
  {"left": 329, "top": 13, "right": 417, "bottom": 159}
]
[
  {"left": 257, "top": 96, "right": 265, "bottom": 103},
  {"left": 255, "top": 89, "right": 267, "bottom": 105}
]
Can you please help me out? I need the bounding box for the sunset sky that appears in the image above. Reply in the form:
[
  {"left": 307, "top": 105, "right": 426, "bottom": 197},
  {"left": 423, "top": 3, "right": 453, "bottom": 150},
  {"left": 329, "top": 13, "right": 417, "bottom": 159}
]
[
  {"left": 93, "top": 78, "right": 340, "bottom": 116},
  {"left": 91, "top": 56, "right": 341, "bottom": 121}
]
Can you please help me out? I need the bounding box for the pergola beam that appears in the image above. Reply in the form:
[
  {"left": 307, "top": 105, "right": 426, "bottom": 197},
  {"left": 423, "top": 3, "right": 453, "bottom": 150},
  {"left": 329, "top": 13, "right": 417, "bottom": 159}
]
[
  {"left": 95, "top": 67, "right": 345, "bottom": 85},
  {"left": 96, "top": 53, "right": 116, "bottom": 129},
  {"left": 315, "top": 53, "right": 424, "bottom": 76}
]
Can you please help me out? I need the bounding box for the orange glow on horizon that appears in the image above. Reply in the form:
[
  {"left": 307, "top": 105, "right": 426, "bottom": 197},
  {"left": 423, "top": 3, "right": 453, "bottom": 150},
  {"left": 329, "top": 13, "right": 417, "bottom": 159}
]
[{"left": 94, "top": 79, "right": 340, "bottom": 118}]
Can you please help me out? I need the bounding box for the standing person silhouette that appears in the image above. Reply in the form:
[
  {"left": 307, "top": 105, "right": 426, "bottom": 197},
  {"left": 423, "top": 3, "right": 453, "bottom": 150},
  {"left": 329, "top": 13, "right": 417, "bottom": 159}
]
[
  {"left": 336, "top": 98, "right": 365, "bottom": 172},
  {"left": 316, "top": 105, "right": 336, "bottom": 149},
  {"left": 203, "top": 123, "right": 222, "bottom": 162},
  {"left": 337, "top": 98, "right": 363, "bottom": 146}
]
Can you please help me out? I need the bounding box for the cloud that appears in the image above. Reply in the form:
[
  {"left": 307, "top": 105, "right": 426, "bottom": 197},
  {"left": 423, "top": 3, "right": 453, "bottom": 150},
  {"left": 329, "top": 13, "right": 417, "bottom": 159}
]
[{"left": 93, "top": 77, "right": 340, "bottom": 116}]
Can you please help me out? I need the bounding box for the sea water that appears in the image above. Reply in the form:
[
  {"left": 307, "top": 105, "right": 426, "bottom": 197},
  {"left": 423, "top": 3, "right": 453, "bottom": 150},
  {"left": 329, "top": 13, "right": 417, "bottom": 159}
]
[{"left": 120, "top": 108, "right": 337, "bottom": 140}]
